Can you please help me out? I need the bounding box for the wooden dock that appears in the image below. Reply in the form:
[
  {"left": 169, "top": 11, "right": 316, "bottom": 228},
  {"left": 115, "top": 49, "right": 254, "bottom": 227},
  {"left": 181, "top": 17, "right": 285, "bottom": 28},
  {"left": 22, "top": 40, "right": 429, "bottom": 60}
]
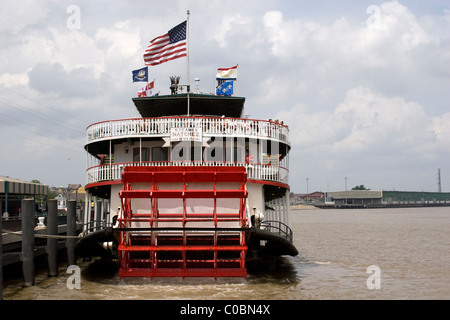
[{"left": 1, "top": 199, "right": 81, "bottom": 299}]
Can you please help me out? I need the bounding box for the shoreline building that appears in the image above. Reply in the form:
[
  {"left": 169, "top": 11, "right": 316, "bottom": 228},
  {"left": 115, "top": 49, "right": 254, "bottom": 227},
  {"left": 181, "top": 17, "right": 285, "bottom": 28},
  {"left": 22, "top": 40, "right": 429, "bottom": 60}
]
[{"left": 324, "top": 190, "right": 450, "bottom": 207}]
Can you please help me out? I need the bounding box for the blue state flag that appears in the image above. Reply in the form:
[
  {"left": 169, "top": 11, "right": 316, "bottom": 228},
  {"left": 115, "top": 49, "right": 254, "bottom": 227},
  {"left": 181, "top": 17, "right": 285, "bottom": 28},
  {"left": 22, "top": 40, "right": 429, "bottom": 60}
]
[
  {"left": 216, "top": 81, "right": 234, "bottom": 96},
  {"left": 132, "top": 66, "right": 148, "bottom": 82}
]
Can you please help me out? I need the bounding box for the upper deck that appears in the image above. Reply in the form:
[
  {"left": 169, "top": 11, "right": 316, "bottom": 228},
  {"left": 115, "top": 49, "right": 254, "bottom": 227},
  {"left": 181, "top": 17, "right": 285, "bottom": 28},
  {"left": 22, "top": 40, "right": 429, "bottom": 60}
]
[
  {"left": 86, "top": 115, "right": 290, "bottom": 151},
  {"left": 84, "top": 93, "right": 291, "bottom": 189},
  {"left": 86, "top": 92, "right": 289, "bottom": 152}
]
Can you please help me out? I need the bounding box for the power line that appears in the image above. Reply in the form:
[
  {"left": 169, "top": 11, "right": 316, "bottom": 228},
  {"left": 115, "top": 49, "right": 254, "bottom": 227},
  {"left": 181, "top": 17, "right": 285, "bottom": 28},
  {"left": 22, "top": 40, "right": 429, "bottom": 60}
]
[
  {"left": 0, "top": 108, "right": 82, "bottom": 141},
  {"left": 0, "top": 97, "right": 84, "bottom": 136},
  {"left": 0, "top": 86, "right": 90, "bottom": 127},
  {"left": 0, "top": 92, "right": 87, "bottom": 154},
  {"left": 0, "top": 118, "right": 84, "bottom": 154}
]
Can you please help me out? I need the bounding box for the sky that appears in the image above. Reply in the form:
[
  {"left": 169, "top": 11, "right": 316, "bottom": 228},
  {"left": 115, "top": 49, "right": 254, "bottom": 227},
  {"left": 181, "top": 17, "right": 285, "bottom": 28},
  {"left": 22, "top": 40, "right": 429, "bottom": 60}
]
[{"left": 0, "top": 0, "right": 449, "bottom": 194}]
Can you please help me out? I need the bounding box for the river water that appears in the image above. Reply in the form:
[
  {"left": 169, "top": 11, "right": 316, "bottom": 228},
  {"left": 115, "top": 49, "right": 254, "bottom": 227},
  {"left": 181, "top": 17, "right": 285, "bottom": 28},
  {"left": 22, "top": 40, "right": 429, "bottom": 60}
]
[{"left": 2, "top": 207, "right": 449, "bottom": 300}]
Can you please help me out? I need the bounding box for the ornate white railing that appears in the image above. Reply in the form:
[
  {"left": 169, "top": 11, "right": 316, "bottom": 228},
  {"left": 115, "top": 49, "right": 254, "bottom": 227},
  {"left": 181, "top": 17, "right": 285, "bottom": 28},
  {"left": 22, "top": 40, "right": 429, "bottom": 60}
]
[
  {"left": 86, "top": 116, "right": 289, "bottom": 145},
  {"left": 86, "top": 161, "right": 289, "bottom": 186}
]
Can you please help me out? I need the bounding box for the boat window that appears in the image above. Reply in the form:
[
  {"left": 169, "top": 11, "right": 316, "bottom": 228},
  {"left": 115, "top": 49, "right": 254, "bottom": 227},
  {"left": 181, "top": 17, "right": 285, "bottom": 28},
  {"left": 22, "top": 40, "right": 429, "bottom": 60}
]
[
  {"left": 133, "top": 147, "right": 150, "bottom": 162},
  {"left": 152, "top": 147, "right": 168, "bottom": 162}
]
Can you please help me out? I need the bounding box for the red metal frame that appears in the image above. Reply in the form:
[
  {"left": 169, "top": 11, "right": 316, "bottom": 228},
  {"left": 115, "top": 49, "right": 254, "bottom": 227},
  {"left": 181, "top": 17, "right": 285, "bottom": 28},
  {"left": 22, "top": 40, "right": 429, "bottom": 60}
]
[{"left": 117, "top": 166, "right": 248, "bottom": 278}]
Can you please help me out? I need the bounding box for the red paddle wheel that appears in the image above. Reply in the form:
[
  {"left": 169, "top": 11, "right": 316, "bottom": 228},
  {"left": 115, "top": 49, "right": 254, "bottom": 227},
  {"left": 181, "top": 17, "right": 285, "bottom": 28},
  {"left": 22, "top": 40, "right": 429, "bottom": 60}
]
[{"left": 117, "top": 166, "right": 248, "bottom": 278}]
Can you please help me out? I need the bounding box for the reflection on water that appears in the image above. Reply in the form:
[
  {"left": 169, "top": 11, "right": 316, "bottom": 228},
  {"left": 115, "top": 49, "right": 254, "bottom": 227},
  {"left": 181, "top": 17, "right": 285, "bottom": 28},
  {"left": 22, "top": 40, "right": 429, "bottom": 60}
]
[
  {"left": 2, "top": 255, "right": 301, "bottom": 300},
  {"left": 3, "top": 207, "right": 450, "bottom": 300},
  {"left": 3, "top": 256, "right": 301, "bottom": 300}
]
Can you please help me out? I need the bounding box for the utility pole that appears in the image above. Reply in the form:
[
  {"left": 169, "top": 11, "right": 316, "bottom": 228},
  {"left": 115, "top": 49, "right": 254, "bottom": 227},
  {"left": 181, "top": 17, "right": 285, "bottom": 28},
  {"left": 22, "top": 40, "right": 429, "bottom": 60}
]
[
  {"left": 438, "top": 168, "right": 442, "bottom": 193},
  {"left": 345, "top": 177, "right": 348, "bottom": 205},
  {"left": 306, "top": 178, "right": 309, "bottom": 203}
]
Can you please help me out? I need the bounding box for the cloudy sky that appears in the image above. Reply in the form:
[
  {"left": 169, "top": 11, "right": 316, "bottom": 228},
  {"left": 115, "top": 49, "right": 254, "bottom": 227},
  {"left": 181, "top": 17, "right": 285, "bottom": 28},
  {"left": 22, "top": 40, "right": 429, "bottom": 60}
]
[{"left": 0, "top": 0, "right": 449, "bottom": 194}]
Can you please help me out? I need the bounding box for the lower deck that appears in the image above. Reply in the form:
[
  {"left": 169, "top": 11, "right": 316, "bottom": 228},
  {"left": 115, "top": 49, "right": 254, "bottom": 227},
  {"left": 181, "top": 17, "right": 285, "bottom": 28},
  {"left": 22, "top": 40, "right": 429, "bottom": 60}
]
[{"left": 81, "top": 165, "right": 294, "bottom": 277}]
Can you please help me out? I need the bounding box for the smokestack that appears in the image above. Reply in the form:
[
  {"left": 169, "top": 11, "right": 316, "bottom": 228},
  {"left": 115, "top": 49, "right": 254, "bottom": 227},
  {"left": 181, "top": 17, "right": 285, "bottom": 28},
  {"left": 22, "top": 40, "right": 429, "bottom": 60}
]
[{"left": 170, "top": 76, "right": 180, "bottom": 95}]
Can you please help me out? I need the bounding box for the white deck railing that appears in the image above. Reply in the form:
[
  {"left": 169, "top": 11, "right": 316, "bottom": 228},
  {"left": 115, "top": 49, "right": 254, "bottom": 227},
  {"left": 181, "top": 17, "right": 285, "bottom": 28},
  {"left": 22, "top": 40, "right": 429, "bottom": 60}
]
[
  {"left": 86, "top": 161, "right": 289, "bottom": 186},
  {"left": 86, "top": 116, "right": 289, "bottom": 145}
]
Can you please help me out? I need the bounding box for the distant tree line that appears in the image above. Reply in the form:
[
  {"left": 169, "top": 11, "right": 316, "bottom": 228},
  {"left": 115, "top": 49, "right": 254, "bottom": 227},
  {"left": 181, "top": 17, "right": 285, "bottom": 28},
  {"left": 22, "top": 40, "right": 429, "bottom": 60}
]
[
  {"left": 31, "top": 179, "right": 58, "bottom": 200},
  {"left": 352, "top": 185, "right": 370, "bottom": 190}
]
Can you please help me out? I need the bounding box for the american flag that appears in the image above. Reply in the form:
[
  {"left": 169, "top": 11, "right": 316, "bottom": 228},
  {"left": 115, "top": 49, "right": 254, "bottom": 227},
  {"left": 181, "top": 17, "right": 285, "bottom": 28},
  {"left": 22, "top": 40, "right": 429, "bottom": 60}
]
[{"left": 143, "top": 21, "right": 187, "bottom": 66}]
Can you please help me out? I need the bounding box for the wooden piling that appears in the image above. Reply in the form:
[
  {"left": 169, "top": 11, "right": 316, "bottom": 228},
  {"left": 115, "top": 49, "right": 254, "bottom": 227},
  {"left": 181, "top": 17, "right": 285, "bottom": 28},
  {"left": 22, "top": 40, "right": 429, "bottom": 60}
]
[
  {"left": 95, "top": 199, "right": 101, "bottom": 232},
  {"left": 1, "top": 200, "right": 3, "bottom": 300},
  {"left": 47, "top": 199, "right": 58, "bottom": 276},
  {"left": 66, "top": 200, "right": 77, "bottom": 266},
  {"left": 21, "top": 199, "right": 35, "bottom": 287}
]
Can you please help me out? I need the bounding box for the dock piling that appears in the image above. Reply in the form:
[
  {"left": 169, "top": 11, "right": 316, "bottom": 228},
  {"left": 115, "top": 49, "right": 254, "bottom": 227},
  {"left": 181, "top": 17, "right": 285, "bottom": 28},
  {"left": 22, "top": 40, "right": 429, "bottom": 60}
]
[
  {"left": 66, "top": 200, "right": 77, "bottom": 266},
  {"left": 21, "top": 199, "right": 35, "bottom": 287},
  {"left": 47, "top": 199, "right": 58, "bottom": 276},
  {"left": 1, "top": 200, "right": 3, "bottom": 300}
]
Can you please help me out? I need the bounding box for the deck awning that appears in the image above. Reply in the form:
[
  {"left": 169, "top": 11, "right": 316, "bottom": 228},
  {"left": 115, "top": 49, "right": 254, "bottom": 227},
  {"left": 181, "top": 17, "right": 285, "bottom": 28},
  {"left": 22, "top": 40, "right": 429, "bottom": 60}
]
[{"left": 0, "top": 176, "right": 48, "bottom": 196}]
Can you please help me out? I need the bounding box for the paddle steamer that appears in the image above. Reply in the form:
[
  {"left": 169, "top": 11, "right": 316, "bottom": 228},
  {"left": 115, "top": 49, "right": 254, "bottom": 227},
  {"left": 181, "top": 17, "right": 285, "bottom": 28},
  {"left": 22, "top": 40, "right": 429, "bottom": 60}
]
[{"left": 81, "top": 77, "right": 298, "bottom": 277}]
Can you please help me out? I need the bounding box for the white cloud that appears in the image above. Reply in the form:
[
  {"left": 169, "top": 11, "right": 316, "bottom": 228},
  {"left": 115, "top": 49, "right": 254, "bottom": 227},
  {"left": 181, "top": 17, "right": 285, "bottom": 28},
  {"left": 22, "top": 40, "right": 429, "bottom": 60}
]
[
  {"left": 257, "top": 1, "right": 450, "bottom": 121},
  {"left": 280, "top": 86, "right": 445, "bottom": 154},
  {"left": 95, "top": 20, "right": 142, "bottom": 63},
  {"left": 0, "top": 72, "right": 29, "bottom": 87},
  {"left": 210, "top": 13, "right": 253, "bottom": 48},
  {"left": 28, "top": 62, "right": 99, "bottom": 98},
  {"left": 432, "top": 113, "right": 450, "bottom": 146},
  {"left": 277, "top": 86, "right": 450, "bottom": 191},
  {"left": 0, "top": 0, "right": 53, "bottom": 32},
  {"left": 48, "top": 27, "right": 106, "bottom": 76},
  {"left": 334, "top": 88, "right": 437, "bottom": 159},
  {"left": 264, "top": 1, "right": 436, "bottom": 64}
]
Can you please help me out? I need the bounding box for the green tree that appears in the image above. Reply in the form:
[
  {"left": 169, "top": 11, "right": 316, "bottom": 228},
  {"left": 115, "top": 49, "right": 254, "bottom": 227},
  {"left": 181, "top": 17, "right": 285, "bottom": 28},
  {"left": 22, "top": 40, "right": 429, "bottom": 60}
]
[{"left": 352, "top": 185, "right": 370, "bottom": 190}]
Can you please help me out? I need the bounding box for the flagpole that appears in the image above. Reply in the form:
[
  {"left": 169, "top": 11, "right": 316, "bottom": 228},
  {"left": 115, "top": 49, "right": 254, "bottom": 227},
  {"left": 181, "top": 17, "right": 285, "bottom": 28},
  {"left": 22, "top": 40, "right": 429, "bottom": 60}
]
[
  {"left": 235, "top": 63, "right": 238, "bottom": 96},
  {"left": 187, "top": 9, "right": 191, "bottom": 116},
  {"left": 146, "top": 73, "right": 149, "bottom": 99}
]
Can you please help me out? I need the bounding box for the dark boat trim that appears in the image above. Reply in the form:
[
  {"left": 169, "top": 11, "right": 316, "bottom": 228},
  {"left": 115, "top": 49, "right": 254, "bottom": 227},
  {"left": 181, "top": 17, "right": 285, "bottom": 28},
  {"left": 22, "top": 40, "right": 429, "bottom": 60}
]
[
  {"left": 133, "top": 93, "right": 245, "bottom": 118},
  {"left": 247, "top": 227, "right": 298, "bottom": 257}
]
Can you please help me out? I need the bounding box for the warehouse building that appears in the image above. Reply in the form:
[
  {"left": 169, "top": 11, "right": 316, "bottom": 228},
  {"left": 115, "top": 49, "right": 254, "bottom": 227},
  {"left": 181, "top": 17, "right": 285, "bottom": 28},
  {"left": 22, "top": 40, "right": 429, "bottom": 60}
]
[
  {"left": 325, "top": 190, "right": 450, "bottom": 207},
  {"left": 326, "top": 190, "right": 383, "bottom": 206},
  {"left": 382, "top": 190, "right": 450, "bottom": 205}
]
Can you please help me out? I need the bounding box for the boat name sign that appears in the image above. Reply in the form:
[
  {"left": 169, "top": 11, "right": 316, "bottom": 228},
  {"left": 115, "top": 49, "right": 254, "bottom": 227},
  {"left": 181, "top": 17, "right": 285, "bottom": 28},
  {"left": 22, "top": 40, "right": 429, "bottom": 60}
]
[{"left": 170, "top": 127, "right": 203, "bottom": 142}]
